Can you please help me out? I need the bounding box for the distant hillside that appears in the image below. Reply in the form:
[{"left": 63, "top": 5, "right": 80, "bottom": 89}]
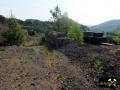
[
  {"left": 80, "top": 24, "right": 90, "bottom": 31},
  {"left": 0, "top": 15, "right": 89, "bottom": 34},
  {"left": 89, "top": 20, "right": 120, "bottom": 32}
]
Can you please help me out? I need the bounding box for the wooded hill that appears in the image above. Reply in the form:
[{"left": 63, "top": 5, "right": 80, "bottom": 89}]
[
  {"left": 0, "top": 15, "right": 89, "bottom": 35},
  {"left": 89, "top": 19, "right": 120, "bottom": 32}
]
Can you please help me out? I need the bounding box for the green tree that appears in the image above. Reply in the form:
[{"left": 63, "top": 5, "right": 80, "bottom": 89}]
[
  {"left": 58, "top": 12, "right": 72, "bottom": 34},
  {"left": 67, "top": 21, "right": 84, "bottom": 44},
  {"left": 3, "top": 17, "right": 27, "bottom": 45},
  {"left": 50, "top": 5, "right": 61, "bottom": 21},
  {"left": 50, "top": 6, "right": 62, "bottom": 32},
  {"left": 113, "top": 31, "right": 120, "bottom": 44},
  {"left": 50, "top": 6, "right": 72, "bottom": 34}
]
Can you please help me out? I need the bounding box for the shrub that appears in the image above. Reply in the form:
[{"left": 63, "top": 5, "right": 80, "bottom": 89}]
[
  {"left": 113, "top": 31, "right": 120, "bottom": 44},
  {"left": 67, "top": 21, "right": 84, "bottom": 44},
  {"left": 3, "top": 17, "right": 28, "bottom": 45}
]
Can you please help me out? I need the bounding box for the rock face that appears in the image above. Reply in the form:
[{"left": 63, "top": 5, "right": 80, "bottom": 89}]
[{"left": 44, "top": 32, "right": 70, "bottom": 49}]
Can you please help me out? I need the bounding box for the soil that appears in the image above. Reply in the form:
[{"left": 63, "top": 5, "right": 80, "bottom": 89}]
[
  {"left": 58, "top": 43, "right": 120, "bottom": 90},
  {"left": 0, "top": 44, "right": 120, "bottom": 90}
]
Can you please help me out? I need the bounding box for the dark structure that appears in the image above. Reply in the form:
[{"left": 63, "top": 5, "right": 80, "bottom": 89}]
[
  {"left": 44, "top": 32, "right": 70, "bottom": 49},
  {"left": 84, "top": 31, "right": 106, "bottom": 44},
  {"left": 44, "top": 31, "right": 108, "bottom": 49}
]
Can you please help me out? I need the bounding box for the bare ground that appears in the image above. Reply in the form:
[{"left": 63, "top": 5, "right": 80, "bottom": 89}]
[{"left": 0, "top": 44, "right": 120, "bottom": 90}]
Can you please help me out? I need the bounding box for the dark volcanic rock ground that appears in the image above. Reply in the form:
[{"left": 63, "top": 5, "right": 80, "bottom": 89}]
[
  {"left": 58, "top": 43, "right": 120, "bottom": 90},
  {"left": 0, "top": 44, "right": 120, "bottom": 90}
]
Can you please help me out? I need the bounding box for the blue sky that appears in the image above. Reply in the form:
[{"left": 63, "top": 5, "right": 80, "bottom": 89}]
[{"left": 0, "top": 0, "right": 120, "bottom": 25}]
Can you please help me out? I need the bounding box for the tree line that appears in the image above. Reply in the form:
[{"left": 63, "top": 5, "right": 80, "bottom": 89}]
[
  {"left": 0, "top": 6, "right": 86, "bottom": 45},
  {"left": 0, "top": 6, "right": 120, "bottom": 45}
]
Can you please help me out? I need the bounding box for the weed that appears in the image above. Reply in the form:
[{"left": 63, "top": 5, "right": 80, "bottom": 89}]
[
  {"left": 94, "top": 59, "right": 103, "bottom": 74},
  {"left": 57, "top": 75, "right": 65, "bottom": 82}
]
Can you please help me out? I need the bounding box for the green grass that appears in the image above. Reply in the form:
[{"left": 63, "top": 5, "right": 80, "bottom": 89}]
[
  {"left": 26, "top": 45, "right": 50, "bottom": 55},
  {"left": 26, "top": 45, "right": 64, "bottom": 67},
  {"left": 0, "top": 47, "right": 5, "bottom": 51}
]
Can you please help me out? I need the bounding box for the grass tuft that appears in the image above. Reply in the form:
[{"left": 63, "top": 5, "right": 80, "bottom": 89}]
[
  {"left": 94, "top": 59, "right": 103, "bottom": 74},
  {"left": 0, "top": 47, "right": 5, "bottom": 51}
]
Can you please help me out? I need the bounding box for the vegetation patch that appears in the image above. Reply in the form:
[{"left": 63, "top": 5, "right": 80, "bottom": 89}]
[
  {"left": 26, "top": 45, "right": 49, "bottom": 55},
  {"left": 94, "top": 59, "right": 103, "bottom": 75},
  {"left": 113, "top": 31, "right": 120, "bottom": 44},
  {"left": 44, "top": 53, "right": 64, "bottom": 67},
  {"left": 0, "top": 47, "right": 5, "bottom": 51},
  {"left": 0, "top": 62, "right": 4, "bottom": 69},
  {"left": 2, "top": 17, "right": 28, "bottom": 46},
  {"left": 67, "top": 21, "right": 84, "bottom": 44},
  {"left": 23, "top": 33, "right": 44, "bottom": 47}
]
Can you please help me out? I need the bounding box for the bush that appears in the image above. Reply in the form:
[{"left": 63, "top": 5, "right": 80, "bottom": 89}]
[
  {"left": 113, "top": 31, "right": 120, "bottom": 44},
  {"left": 67, "top": 21, "right": 84, "bottom": 44},
  {"left": 3, "top": 17, "right": 28, "bottom": 45}
]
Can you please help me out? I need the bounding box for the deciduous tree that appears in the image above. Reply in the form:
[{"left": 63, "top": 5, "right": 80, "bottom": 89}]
[{"left": 3, "top": 17, "right": 28, "bottom": 45}]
